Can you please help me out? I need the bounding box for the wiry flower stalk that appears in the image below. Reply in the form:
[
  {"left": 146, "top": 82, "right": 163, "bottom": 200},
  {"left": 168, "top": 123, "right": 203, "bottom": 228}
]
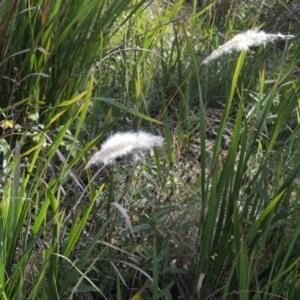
[
  {"left": 85, "top": 131, "right": 164, "bottom": 168},
  {"left": 202, "top": 29, "right": 294, "bottom": 64}
]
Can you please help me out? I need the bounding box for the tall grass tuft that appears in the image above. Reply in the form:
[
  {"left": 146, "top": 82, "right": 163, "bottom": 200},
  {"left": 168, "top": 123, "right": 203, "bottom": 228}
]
[{"left": 1, "top": 0, "right": 300, "bottom": 299}]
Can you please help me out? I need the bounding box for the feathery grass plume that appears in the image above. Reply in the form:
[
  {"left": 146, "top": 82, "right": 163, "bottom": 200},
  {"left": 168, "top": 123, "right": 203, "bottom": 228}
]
[
  {"left": 202, "top": 29, "right": 295, "bottom": 64},
  {"left": 85, "top": 131, "right": 164, "bottom": 168}
]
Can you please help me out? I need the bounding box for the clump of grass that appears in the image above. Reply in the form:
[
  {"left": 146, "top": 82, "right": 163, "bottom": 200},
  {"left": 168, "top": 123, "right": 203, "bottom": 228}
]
[{"left": 1, "top": 0, "right": 300, "bottom": 299}]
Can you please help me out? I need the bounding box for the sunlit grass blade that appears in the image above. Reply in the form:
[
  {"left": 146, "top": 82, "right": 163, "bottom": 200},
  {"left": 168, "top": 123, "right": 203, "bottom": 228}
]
[{"left": 63, "top": 195, "right": 97, "bottom": 257}]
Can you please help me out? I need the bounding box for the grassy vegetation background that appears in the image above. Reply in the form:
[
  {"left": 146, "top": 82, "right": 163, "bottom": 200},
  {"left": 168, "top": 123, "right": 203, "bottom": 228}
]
[{"left": 1, "top": 0, "right": 300, "bottom": 299}]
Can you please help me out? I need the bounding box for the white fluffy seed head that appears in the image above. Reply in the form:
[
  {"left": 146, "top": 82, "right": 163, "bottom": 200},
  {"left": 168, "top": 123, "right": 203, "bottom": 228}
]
[
  {"left": 85, "top": 131, "right": 164, "bottom": 168},
  {"left": 202, "top": 29, "right": 294, "bottom": 64}
]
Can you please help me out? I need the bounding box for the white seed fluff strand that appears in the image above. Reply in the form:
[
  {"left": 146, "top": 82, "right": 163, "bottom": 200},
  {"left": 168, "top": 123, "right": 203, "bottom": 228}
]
[
  {"left": 202, "top": 29, "right": 294, "bottom": 64},
  {"left": 86, "top": 131, "right": 164, "bottom": 167}
]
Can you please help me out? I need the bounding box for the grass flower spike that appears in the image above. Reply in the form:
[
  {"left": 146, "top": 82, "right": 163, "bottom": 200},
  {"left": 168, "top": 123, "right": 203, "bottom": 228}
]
[
  {"left": 202, "top": 29, "right": 294, "bottom": 64},
  {"left": 86, "top": 131, "right": 164, "bottom": 167}
]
